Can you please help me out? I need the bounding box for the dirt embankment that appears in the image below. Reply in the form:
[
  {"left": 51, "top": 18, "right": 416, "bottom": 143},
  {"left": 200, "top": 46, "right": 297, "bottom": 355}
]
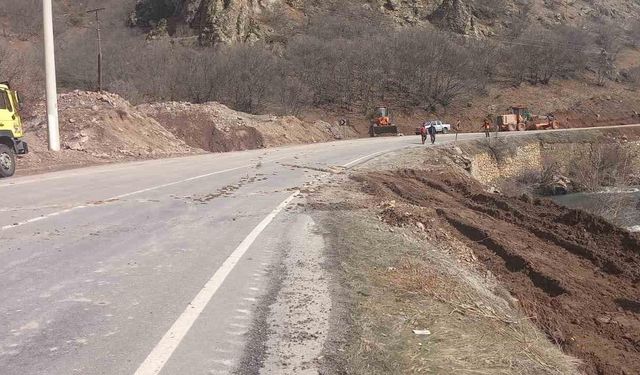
[
  {"left": 315, "top": 131, "right": 640, "bottom": 375},
  {"left": 357, "top": 168, "right": 639, "bottom": 375},
  {"left": 138, "top": 102, "right": 358, "bottom": 153}
]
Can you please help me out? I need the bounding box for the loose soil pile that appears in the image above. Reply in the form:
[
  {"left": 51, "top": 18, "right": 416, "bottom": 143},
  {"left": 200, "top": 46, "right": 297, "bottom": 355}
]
[
  {"left": 19, "top": 91, "right": 198, "bottom": 174},
  {"left": 15, "top": 91, "right": 359, "bottom": 175},
  {"left": 356, "top": 168, "right": 640, "bottom": 375},
  {"left": 138, "top": 101, "right": 357, "bottom": 153}
]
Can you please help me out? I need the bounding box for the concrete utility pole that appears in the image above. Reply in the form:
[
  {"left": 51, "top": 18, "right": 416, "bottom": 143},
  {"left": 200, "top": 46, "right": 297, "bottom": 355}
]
[
  {"left": 43, "top": 0, "right": 60, "bottom": 151},
  {"left": 87, "top": 8, "right": 105, "bottom": 92}
]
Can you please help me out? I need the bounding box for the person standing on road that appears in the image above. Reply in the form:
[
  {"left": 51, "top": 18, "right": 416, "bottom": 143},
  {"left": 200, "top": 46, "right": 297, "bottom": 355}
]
[
  {"left": 482, "top": 118, "right": 492, "bottom": 138},
  {"left": 428, "top": 122, "right": 437, "bottom": 144}
]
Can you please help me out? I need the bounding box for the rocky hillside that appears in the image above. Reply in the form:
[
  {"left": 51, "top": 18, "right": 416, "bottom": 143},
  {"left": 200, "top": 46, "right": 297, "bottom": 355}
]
[{"left": 128, "top": 0, "right": 640, "bottom": 44}]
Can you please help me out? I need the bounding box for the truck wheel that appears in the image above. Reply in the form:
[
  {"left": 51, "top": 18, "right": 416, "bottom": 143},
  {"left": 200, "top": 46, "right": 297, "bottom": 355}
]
[
  {"left": 0, "top": 144, "right": 16, "bottom": 178},
  {"left": 442, "top": 128, "right": 449, "bottom": 134}
]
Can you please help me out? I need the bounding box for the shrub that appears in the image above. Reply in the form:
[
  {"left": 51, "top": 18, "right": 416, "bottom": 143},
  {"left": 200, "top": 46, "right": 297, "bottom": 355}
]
[
  {"left": 625, "top": 66, "right": 640, "bottom": 89},
  {"left": 631, "top": 22, "right": 640, "bottom": 47},
  {"left": 568, "top": 143, "right": 640, "bottom": 191},
  {"left": 0, "top": 0, "right": 42, "bottom": 37},
  {"left": 503, "top": 26, "right": 589, "bottom": 85},
  {"left": 0, "top": 40, "right": 44, "bottom": 107}
]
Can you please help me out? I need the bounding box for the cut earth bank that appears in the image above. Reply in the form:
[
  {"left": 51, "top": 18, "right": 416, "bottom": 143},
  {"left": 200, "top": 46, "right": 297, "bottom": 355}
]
[{"left": 307, "top": 127, "right": 640, "bottom": 375}]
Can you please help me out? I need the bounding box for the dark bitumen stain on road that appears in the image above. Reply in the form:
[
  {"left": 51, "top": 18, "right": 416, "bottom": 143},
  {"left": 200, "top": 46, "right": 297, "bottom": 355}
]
[
  {"left": 184, "top": 175, "right": 269, "bottom": 204},
  {"left": 234, "top": 254, "right": 287, "bottom": 375},
  {"left": 88, "top": 198, "right": 120, "bottom": 206}
]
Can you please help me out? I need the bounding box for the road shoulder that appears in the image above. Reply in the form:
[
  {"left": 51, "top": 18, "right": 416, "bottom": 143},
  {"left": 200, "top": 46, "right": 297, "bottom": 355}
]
[{"left": 237, "top": 213, "right": 331, "bottom": 375}]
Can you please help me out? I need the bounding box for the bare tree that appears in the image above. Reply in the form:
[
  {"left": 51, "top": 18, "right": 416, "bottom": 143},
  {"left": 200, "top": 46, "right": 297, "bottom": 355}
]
[
  {"left": 0, "top": 0, "right": 42, "bottom": 38},
  {"left": 277, "top": 75, "right": 312, "bottom": 116},
  {"left": 0, "top": 40, "right": 44, "bottom": 105},
  {"left": 623, "top": 66, "right": 640, "bottom": 90},
  {"left": 211, "top": 44, "right": 282, "bottom": 113},
  {"left": 591, "top": 22, "right": 625, "bottom": 85},
  {"left": 503, "top": 26, "right": 588, "bottom": 85},
  {"left": 631, "top": 21, "right": 640, "bottom": 47}
]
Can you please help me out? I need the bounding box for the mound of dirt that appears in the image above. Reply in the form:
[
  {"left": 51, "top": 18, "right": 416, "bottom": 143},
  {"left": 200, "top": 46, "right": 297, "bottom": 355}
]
[
  {"left": 138, "top": 101, "right": 357, "bottom": 153},
  {"left": 20, "top": 91, "right": 198, "bottom": 174},
  {"left": 356, "top": 168, "right": 640, "bottom": 375}
]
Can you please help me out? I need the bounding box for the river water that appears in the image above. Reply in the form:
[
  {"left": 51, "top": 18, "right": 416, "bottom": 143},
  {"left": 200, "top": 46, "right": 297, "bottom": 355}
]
[{"left": 552, "top": 188, "right": 640, "bottom": 232}]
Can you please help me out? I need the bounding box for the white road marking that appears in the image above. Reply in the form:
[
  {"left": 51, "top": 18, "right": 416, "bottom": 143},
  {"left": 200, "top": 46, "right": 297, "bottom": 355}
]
[
  {"left": 225, "top": 329, "right": 247, "bottom": 336},
  {"left": 133, "top": 191, "right": 299, "bottom": 375},
  {"left": 0, "top": 165, "right": 250, "bottom": 232},
  {"left": 0, "top": 167, "right": 137, "bottom": 189}
]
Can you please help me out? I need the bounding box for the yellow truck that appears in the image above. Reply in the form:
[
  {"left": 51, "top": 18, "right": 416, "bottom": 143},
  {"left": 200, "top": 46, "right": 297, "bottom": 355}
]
[{"left": 0, "top": 82, "right": 28, "bottom": 177}]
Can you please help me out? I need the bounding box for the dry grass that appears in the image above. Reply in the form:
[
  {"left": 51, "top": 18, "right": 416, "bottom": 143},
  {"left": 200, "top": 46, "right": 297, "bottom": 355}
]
[{"left": 317, "top": 194, "right": 581, "bottom": 375}]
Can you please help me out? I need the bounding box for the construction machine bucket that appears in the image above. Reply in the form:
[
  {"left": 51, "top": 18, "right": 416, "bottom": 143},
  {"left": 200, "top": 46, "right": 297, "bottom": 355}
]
[{"left": 370, "top": 125, "right": 399, "bottom": 137}]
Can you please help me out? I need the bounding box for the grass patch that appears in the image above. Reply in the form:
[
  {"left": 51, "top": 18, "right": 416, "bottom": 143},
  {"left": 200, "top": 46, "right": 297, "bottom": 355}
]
[{"left": 316, "top": 201, "right": 580, "bottom": 375}]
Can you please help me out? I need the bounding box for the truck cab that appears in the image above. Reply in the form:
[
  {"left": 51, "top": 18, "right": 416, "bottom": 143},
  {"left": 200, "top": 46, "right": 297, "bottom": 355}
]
[{"left": 0, "top": 82, "right": 28, "bottom": 177}]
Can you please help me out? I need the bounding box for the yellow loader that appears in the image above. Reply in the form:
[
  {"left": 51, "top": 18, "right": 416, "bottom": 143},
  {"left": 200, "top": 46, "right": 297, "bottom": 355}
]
[{"left": 0, "top": 82, "right": 29, "bottom": 177}]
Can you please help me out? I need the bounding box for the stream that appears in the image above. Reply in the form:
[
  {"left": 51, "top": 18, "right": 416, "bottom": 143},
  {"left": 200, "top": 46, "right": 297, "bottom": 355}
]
[{"left": 552, "top": 188, "right": 640, "bottom": 232}]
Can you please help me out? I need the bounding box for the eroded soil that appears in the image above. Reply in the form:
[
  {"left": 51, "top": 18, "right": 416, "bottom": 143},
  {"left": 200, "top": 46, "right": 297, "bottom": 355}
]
[{"left": 356, "top": 168, "right": 640, "bottom": 375}]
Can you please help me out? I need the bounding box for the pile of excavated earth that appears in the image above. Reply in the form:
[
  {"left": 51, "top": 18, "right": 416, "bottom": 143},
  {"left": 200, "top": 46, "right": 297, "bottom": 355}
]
[
  {"left": 137, "top": 101, "right": 357, "bottom": 152},
  {"left": 361, "top": 167, "right": 639, "bottom": 374},
  {"left": 18, "top": 91, "right": 355, "bottom": 175},
  {"left": 312, "top": 130, "right": 640, "bottom": 375},
  {"left": 20, "top": 91, "right": 197, "bottom": 174}
]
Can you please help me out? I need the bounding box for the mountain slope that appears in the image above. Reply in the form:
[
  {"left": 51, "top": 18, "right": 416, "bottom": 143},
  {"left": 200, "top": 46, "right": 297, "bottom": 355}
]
[{"left": 127, "top": 0, "right": 640, "bottom": 44}]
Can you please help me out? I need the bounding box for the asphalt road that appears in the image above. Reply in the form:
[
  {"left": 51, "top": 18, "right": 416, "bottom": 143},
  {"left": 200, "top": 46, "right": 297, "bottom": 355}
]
[{"left": 0, "top": 126, "right": 636, "bottom": 375}]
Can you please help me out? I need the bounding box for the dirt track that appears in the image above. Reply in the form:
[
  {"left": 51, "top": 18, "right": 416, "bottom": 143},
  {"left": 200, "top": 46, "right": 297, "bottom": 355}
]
[{"left": 357, "top": 168, "right": 640, "bottom": 375}]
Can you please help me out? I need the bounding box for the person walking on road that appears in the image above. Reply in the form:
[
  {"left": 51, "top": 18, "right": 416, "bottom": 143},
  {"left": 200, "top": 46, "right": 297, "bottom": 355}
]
[
  {"left": 420, "top": 122, "right": 428, "bottom": 145},
  {"left": 482, "top": 118, "right": 492, "bottom": 138},
  {"left": 427, "top": 122, "right": 437, "bottom": 145}
]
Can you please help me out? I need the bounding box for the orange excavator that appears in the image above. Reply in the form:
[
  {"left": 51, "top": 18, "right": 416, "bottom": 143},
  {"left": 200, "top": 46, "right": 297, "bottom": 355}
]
[{"left": 369, "top": 107, "right": 399, "bottom": 137}]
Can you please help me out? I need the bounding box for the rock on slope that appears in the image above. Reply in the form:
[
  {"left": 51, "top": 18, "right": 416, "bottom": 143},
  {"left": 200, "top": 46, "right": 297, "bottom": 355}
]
[
  {"left": 138, "top": 101, "right": 357, "bottom": 152},
  {"left": 20, "top": 91, "right": 198, "bottom": 174},
  {"left": 128, "top": 0, "right": 478, "bottom": 41},
  {"left": 129, "top": 0, "right": 640, "bottom": 42},
  {"left": 130, "top": 0, "right": 277, "bottom": 44}
]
